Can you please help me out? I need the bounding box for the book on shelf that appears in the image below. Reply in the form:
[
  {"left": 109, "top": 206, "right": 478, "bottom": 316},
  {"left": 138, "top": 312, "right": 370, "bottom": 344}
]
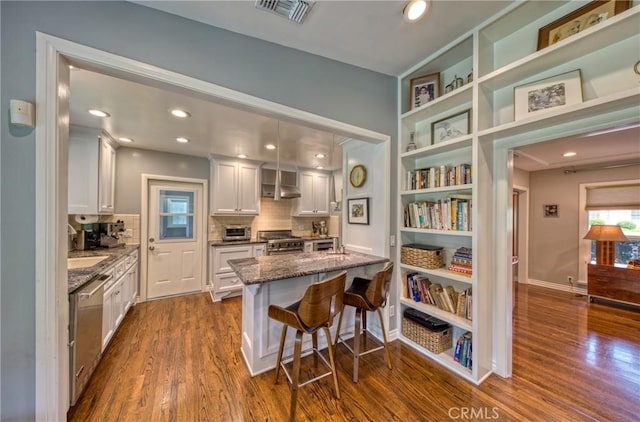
[
  {"left": 406, "top": 274, "right": 469, "bottom": 319},
  {"left": 458, "top": 332, "right": 472, "bottom": 369},
  {"left": 405, "top": 163, "right": 471, "bottom": 191},
  {"left": 455, "top": 287, "right": 472, "bottom": 321},
  {"left": 449, "top": 246, "right": 473, "bottom": 276},
  {"left": 404, "top": 196, "right": 472, "bottom": 231}
]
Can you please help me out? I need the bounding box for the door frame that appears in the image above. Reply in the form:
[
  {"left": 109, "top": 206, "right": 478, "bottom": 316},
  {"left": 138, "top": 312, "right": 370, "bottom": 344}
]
[
  {"left": 140, "top": 174, "right": 208, "bottom": 302},
  {"left": 35, "top": 33, "right": 390, "bottom": 420}
]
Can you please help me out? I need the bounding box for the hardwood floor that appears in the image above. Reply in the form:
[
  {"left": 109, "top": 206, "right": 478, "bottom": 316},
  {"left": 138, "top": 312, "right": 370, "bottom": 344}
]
[{"left": 68, "top": 285, "right": 640, "bottom": 421}]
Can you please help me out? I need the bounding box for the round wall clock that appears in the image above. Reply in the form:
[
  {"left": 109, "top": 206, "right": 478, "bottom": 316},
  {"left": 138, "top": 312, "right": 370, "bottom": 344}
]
[{"left": 349, "top": 164, "right": 367, "bottom": 188}]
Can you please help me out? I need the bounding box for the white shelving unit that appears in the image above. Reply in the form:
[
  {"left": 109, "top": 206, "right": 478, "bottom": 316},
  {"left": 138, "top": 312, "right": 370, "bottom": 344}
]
[{"left": 397, "top": 1, "right": 640, "bottom": 384}]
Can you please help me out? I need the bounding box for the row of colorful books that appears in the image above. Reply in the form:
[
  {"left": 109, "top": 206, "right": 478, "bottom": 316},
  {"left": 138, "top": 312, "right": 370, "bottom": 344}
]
[
  {"left": 448, "top": 246, "right": 473, "bottom": 276},
  {"left": 405, "top": 163, "right": 472, "bottom": 191},
  {"left": 454, "top": 332, "right": 472, "bottom": 369},
  {"left": 404, "top": 195, "right": 472, "bottom": 231},
  {"left": 405, "top": 273, "right": 472, "bottom": 321}
]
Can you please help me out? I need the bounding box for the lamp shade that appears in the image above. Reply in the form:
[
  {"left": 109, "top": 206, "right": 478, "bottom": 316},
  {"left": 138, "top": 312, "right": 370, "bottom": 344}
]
[{"left": 584, "top": 225, "right": 629, "bottom": 241}]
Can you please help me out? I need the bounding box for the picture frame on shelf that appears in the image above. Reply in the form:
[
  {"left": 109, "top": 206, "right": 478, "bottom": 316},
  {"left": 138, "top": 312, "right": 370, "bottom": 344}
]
[
  {"left": 514, "top": 70, "right": 583, "bottom": 121},
  {"left": 409, "top": 72, "right": 440, "bottom": 110},
  {"left": 543, "top": 204, "right": 559, "bottom": 218},
  {"left": 431, "top": 109, "right": 471, "bottom": 144},
  {"left": 537, "top": 0, "right": 630, "bottom": 50},
  {"left": 347, "top": 198, "right": 369, "bottom": 225}
]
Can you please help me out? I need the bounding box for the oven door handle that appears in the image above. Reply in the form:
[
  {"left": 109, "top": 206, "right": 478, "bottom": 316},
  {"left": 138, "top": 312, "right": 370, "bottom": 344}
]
[{"left": 78, "top": 274, "right": 111, "bottom": 299}]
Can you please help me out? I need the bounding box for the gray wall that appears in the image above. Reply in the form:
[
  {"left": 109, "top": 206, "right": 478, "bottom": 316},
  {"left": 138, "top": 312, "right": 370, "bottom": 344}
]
[
  {"left": 0, "top": 1, "right": 397, "bottom": 419},
  {"left": 528, "top": 164, "right": 640, "bottom": 285},
  {"left": 115, "top": 147, "right": 210, "bottom": 214}
]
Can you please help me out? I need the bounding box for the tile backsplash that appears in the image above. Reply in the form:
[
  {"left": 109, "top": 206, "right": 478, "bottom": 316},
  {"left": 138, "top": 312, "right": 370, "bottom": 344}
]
[
  {"left": 68, "top": 214, "right": 140, "bottom": 245},
  {"left": 209, "top": 197, "right": 328, "bottom": 240}
]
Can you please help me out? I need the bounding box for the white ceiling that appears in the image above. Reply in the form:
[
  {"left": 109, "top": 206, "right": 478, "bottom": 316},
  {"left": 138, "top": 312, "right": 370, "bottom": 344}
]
[
  {"left": 68, "top": 0, "right": 640, "bottom": 173},
  {"left": 132, "top": 0, "right": 511, "bottom": 76}
]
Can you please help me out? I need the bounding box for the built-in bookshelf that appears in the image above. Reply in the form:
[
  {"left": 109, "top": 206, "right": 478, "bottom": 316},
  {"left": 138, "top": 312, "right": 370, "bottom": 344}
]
[{"left": 397, "top": 1, "right": 639, "bottom": 384}]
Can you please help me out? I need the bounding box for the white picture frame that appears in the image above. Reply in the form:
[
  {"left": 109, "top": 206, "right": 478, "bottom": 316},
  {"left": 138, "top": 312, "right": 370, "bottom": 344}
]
[{"left": 514, "top": 70, "right": 583, "bottom": 120}]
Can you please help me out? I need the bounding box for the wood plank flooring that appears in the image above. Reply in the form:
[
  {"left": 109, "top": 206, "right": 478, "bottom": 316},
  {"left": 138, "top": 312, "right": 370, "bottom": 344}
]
[{"left": 68, "top": 285, "right": 640, "bottom": 421}]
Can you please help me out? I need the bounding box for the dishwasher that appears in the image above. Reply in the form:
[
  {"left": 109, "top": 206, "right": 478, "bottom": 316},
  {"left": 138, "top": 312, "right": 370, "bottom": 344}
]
[{"left": 69, "top": 272, "right": 110, "bottom": 405}]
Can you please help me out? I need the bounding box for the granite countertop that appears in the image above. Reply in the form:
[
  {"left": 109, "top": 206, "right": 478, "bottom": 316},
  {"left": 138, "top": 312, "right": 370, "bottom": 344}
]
[
  {"left": 209, "top": 239, "right": 267, "bottom": 246},
  {"left": 68, "top": 245, "right": 139, "bottom": 293},
  {"left": 227, "top": 251, "right": 389, "bottom": 285}
]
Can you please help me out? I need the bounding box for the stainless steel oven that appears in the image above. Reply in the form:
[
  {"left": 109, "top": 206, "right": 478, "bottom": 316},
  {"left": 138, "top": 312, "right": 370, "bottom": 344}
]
[
  {"left": 69, "top": 273, "right": 110, "bottom": 405},
  {"left": 223, "top": 225, "right": 251, "bottom": 241}
]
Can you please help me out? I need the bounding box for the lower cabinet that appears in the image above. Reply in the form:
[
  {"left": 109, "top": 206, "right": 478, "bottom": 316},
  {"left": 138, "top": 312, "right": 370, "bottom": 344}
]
[
  {"left": 209, "top": 243, "right": 265, "bottom": 302},
  {"left": 102, "top": 249, "right": 139, "bottom": 352}
]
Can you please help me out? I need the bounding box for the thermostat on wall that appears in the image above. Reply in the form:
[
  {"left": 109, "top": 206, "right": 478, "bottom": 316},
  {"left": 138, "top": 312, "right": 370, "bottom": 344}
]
[{"left": 10, "top": 99, "right": 35, "bottom": 128}]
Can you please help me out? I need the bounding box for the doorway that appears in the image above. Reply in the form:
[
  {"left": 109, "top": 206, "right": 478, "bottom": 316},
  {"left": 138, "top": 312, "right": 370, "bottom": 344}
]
[{"left": 146, "top": 179, "right": 205, "bottom": 299}]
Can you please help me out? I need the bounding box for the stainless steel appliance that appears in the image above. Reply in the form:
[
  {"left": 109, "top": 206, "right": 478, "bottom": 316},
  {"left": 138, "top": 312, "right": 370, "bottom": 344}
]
[
  {"left": 223, "top": 224, "right": 251, "bottom": 241},
  {"left": 257, "top": 230, "right": 304, "bottom": 255},
  {"left": 69, "top": 272, "right": 111, "bottom": 405},
  {"left": 76, "top": 229, "right": 101, "bottom": 250},
  {"left": 261, "top": 168, "right": 301, "bottom": 198},
  {"left": 313, "top": 238, "right": 334, "bottom": 251},
  {"left": 98, "top": 221, "right": 125, "bottom": 248}
]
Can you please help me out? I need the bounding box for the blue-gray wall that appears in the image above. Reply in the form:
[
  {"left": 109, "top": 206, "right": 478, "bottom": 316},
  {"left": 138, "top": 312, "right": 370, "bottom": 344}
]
[{"left": 0, "top": 1, "right": 397, "bottom": 419}]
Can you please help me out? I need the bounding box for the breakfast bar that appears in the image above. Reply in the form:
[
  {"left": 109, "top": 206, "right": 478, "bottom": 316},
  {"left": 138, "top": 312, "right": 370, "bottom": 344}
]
[{"left": 228, "top": 251, "right": 389, "bottom": 376}]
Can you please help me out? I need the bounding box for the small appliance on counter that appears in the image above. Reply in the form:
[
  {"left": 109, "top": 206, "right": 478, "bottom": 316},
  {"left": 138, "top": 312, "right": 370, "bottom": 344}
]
[
  {"left": 98, "top": 221, "right": 125, "bottom": 248},
  {"left": 223, "top": 225, "right": 251, "bottom": 241},
  {"left": 76, "top": 224, "right": 101, "bottom": 250}
]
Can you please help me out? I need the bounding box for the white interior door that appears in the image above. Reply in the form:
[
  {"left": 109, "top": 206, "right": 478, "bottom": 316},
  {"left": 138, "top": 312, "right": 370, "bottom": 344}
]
[{"left": 147, "top": 180, "right": 203, "bottom": 299}]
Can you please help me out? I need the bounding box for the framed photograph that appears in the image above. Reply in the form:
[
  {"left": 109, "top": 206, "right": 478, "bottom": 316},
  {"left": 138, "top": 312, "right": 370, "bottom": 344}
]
[
  {"left": 544, "top": 204, "right": 559, "bottom": 218},
  {"left": 537, "top": 0, "right": 630, "bottom": 50},
  {"left": 348, "top": 198, "right": 369, "bottom": 225},
  {"left": 514, "top": 70, "right": 583, "bottom": 121},
  {"left": 409, "top": 72, "right": 440, "bottom": 110},
  {"left": 431, "top": 109, "right": 471, "bottom": 144}
]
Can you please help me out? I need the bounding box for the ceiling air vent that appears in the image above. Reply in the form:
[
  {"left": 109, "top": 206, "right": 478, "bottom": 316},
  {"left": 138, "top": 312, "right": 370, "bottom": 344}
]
[{"left": 255, "top": 0, "right": 315, "bottom": 24}]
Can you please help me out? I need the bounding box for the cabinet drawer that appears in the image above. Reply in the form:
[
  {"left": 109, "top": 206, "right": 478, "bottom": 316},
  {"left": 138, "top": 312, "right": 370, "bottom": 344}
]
[
  {"left": 214, "top": 272, "right": 243, "bottom": 292},
  {"left": 213, "top": 246, "right": 252, "bottom": 274}
]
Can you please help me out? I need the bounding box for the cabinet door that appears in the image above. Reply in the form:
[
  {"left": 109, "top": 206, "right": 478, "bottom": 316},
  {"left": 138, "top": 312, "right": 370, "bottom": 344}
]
[
  {"left": 113, "top": 279, "right": 125, "bottom": 328},
  {"left": 297, "top": 171, "right": 316, "bottom": 215},
  {"left": 98, "top": 138, "right": 116, "bottom": 214},
  {"left": 313, "top": 173, "right": 330, "bottom": 215},
  {"left": 102, "top": 286, "right": 114, "bottom": 351},
  {"left": 212, "top": 160, "right": 239, "bottom": 214},
  {"left": 68, "top": 128, "right": 100, "bottom": 215},
  {"left": 237, "top": 163, "right": 260, "bottom": 215}
]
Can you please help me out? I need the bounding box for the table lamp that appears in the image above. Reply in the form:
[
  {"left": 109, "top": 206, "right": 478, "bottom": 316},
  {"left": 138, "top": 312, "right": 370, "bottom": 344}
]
[{"left": 584, "top": 225, "right": 629, "bottom": 266}]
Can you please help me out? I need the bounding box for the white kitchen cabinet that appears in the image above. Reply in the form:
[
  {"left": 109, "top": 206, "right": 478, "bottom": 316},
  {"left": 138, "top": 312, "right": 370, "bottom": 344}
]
[
  {"left": 101, "top": 249, "right": 139, "bottom": 351},
  {"left": 209, "top": 243, "right": 265, "bottom": 302},
  {"left": 293, "top": 170, "right": 330, "bottom": 216},
  {"left": 68, "top": 125, "right": 117, "bottom": 215},
  {"left": 210, "top": 158, "right": 260, "bottom": 215}
]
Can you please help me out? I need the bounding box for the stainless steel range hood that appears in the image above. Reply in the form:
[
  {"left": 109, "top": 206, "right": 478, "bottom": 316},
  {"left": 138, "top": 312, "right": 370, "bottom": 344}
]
[{"left": 262, "top": 168, "right": 300, "bottom": 198}]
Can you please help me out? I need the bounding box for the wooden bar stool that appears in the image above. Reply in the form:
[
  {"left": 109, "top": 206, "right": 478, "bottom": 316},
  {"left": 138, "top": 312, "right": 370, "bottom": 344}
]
[
  {"left": 268, "top": 271, "right": 346, "bottom": 421},
  {"left": 334, "top": 262, "right": 393, "bottom": 383}
]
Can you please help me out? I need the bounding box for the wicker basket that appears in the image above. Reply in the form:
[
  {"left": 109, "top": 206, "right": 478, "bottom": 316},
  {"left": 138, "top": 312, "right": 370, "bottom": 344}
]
[
  {"left": 402, "top": 317, "right": 452, "bottom": 354},
  {"left": 401, "top": 244, "right": 443, "bottom": 269}
]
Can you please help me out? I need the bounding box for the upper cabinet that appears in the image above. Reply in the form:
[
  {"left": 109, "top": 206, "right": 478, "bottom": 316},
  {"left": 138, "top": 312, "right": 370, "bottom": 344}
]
[
  {"left": 293, "top": 170, "right": 330, "bottom": 216},
  {"left": 68, "top": 125, "right": 117, "bottom": 215},
  {"left": 210, "top": 158, "right": 260, "bottom": 215}
]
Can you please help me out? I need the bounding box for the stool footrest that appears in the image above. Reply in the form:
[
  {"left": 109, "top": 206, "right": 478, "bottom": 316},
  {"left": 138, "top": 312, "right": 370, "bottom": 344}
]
[
  {"left": 336, "top": 331, "right": 385, "bottom": 357},
  {"left": 280, "top": 347, "right": 335, "bottom": 388}
]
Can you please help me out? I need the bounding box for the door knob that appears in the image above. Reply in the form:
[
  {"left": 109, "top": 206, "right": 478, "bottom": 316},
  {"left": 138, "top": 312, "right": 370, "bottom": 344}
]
[
  {"left": 149, "top": 246, "right": 155, "bottom": 251},
  {"left": 149, "top": 237, "right": 155, "bottom": 242}
]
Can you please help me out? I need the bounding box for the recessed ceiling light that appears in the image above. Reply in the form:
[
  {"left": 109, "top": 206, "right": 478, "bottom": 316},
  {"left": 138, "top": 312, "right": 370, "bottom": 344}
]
[
  {"left": 237, "top": 154, "right": 248, "bottom": 159},
  {"left": 176, "top": 137, "right": 189, "bottom": 143},
  {"left": 315, "top": 153, "right": 326, "bottom": 159},
  {"left": 88, "top": 109, "right": 110, "bottom": 117},
  {"left": 265, "top": 144, "right": 276, "bottom": 150},
  {"left": 562, "top": 152, "right": 577, "bottom": 157},
  {"left": 170, "top": 109, "right": 191, "bottom": 118},
  {"left": 403, "top": 0, "right": 430, "bottom": 22},
  {"left": 316, "top": 166, "right": 324, "bottom": 170},
  {"left": 118, "top": 137, "right": 134, "bottom": 143}
]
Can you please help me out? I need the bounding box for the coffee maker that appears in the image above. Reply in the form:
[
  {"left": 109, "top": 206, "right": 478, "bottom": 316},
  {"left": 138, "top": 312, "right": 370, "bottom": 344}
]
[{"left": 76, "top": 225, "right": 101, "bottom": 250}]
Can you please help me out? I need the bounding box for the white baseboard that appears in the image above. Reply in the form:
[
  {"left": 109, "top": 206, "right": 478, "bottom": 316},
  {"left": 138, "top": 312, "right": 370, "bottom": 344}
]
[{"left": 524, "top": 278, "right": 587, "bottom": 295}]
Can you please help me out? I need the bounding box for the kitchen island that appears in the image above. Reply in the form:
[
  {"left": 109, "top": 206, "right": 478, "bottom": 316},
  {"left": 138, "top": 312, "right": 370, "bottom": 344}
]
[{"left": 228, "top": 251, "right": 389, "bottom": 376}]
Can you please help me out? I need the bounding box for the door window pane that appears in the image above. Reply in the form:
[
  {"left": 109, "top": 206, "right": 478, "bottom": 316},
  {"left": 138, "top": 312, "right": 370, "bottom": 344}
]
[{"left": 159, "top": 190, "right": 195, "bottom": 240}]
